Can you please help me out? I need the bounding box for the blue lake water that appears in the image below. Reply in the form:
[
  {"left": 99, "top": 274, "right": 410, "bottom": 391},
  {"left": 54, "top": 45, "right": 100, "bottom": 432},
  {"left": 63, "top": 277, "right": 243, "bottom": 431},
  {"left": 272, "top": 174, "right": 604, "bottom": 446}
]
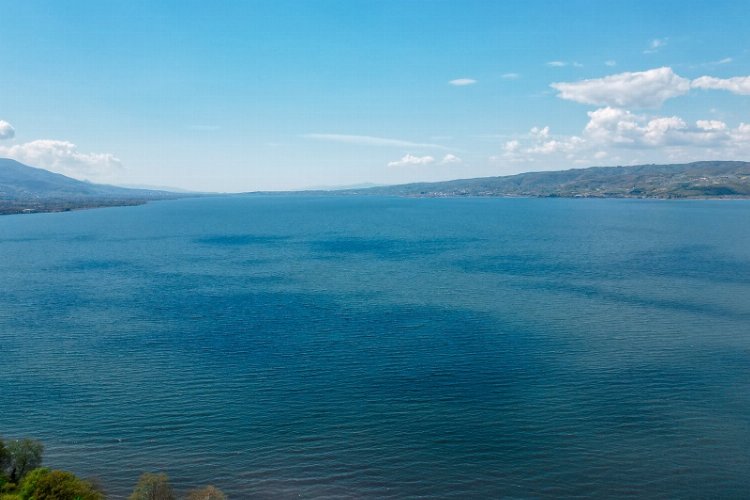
[{"left": 1, "top": 196, "right": 750, "bottom": 498}]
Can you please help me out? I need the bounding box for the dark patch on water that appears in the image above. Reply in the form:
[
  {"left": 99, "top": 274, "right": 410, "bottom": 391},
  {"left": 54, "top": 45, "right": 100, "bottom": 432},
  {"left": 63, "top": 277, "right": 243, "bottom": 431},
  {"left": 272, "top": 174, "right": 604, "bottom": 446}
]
[
  {"left": 455, "top": 252, "right": 580, "bottom": 278},
  {"left": 56, "top": 258, "right": 133, "bottom": 272},
  {"left": 195, "top": 234, "right": 289, "bottom": 246},
  {"left": 310, "top": 236, "right": 478, "bottom": 260},
  {"left": 621, "top": 244, "right": 750, "bottom": 284}
]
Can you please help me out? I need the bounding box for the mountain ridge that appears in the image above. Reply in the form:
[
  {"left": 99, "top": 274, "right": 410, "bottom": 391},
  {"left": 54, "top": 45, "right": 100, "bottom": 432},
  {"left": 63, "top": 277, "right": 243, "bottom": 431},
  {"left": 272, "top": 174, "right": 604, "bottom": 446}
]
[
  {"left": 0, "top": 158, "right": 187, "bottom": 214},
  {"left": 331, "top": 160, "right": 750, "bottom": 199},
  {"left": 4, "top": 158, "right": 750, "bottom": 216}
]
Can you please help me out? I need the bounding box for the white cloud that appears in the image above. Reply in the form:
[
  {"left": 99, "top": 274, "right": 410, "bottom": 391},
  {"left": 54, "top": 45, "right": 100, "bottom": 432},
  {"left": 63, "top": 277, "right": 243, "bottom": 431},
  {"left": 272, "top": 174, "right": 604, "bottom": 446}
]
[
  {"left": 503, "top": 140, "right": 520, "bottom": 153},
  {"left": 644, "top": 38, "right": 667, "bottom": 54},
  {"left": 0, "top": 120, "right": 15, "bottom": 140},
  {"left": 493, "top": 108, "right": 750, "bottom": 166},
  {"left": 605, "top": 60, "right": 616, "bottom": 67},
  {"left": 696, "top": 120, "right": 728, "bottom": 131},
  {"left": 501, "top": 73, "right": 520, "bottom": 80},
  {"left": 500, "top": 127, "right": 584, "bottom": 161},
  {"left": 717, "top": 57, "right": 733, "bottom": 65},
  {"left": 387, "top": 154, "right": 435, "bottom": 167},
  {"left": 303, "top": 133, "right": 447, "bottom": 149},
  {"left": 546, "top": 61, "right": 582, "bottom": 68},
  {"left": 449, "top": 78, "right": 477, "bottom": 86},
  {"left": 0, "top": 140, "right": 122, "bottom": 181},
  {"left": 551, "top": 67, "right": 691, "bottom": 108},
  {"left": 528, "top": 136, "right": 584, "bottom": 154},
  {"left": 582, "top": 107, "right": 734, "bottom": 148},
  {"left": 525, "top": 126, "right": 583, "bottom": 154},
  {"left": 530, "top": 126, "right": 550, "bottom": 139},
  {"left": 441, "top": 154, "right": 462, "bottom": 164},
  {"left": 692, "top": 75, "right": 750, "bottom": 95}
]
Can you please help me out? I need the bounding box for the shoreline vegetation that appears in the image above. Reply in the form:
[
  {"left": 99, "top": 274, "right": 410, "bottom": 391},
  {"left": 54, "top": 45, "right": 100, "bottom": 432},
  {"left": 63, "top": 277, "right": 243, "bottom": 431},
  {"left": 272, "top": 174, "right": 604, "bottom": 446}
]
[
  {"left": 0, "top": 436, "right": 225, "bottom": 500},
  {"left": 2, "top": 158, "right": 750, "bottom": 216}
]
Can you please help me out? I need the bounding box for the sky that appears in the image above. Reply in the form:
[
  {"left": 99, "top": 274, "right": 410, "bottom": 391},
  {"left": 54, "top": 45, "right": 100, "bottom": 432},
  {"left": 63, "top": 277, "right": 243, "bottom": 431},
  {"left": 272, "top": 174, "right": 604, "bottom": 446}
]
[{"left": 1, "top": 0, "right": 750, "bottom": 192}]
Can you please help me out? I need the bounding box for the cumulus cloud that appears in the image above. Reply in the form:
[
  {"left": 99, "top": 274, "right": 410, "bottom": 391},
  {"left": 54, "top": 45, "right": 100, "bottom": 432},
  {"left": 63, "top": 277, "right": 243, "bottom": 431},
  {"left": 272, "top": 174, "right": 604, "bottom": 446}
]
[
  {"left": 387, "top": 154, "right": 435, "bottom": 167},
  {"left": 496, "top": 64, "right": 750, "bottom": 165},
  {"left": 500, "top": 127, "right": 583, "bottom": 162},
  {"left": 449, "top": 78, "right": 477, "bottom": 86},
  {"left": 503, "top": 140, "right": 520, "bottom": 153},
  {"left": 494, "top": 107, "right": 750, "bottom": 166},
  {"left": 0, "top": 120, "right": 15, "bottom": 140},
  {"left": 0, "top": 140, "right": 122, "bottom": 181},
  {"left": 304, "top": 133, "right": 447, "bottom": 150},
  {"left": 525, "top": 126, "right": 584, "bottom": 154},
  {"left": 583, "top": 107, "right": 747, "bottom": 150},
  {"left": 692, "top": 75, "right": 750, "bottom": 95},
  {"left": 551, "top": 67, "right": 691, "bottom": 108},
  {"left": 441, "top": 154, "right": 462, "bottom": 164}
]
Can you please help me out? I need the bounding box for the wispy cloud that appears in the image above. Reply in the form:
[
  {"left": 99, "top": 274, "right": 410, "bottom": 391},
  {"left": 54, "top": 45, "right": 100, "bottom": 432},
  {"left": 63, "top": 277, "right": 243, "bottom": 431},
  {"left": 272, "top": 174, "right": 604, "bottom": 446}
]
[
  {"left": 644, "top": 37, "right": 667, "bottom": 54},
  {"left": 303, "top": 133, "right": 447, "bottom": 149},
  {"left": 449, "top": 78, "right": 477, "bottom": 86},
  {"left": 501, "top": 73, "right": 520, "bottom": 80},
  {"left": 546, "top": 61, "right": 582, "bottom": 68},
  {"left": 0, "top": 120, "right": 15, "bottom": 140},
  {"left": 605, "top": 60, "right": 616, "bottom": 67}
]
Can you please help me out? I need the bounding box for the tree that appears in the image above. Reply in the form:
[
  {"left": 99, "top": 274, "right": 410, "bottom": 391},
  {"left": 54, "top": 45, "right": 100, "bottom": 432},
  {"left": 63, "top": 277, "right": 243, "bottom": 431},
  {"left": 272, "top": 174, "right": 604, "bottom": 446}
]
[
  {"left": 129, "top": 472, "right": 175, "bottom": 500},
  {"left": 6, "top": 439, "right": 43, "bottom": 482},
  {"left": 0, "top": 437, "right": 9, "bottom": 480},
  {"left": 17, "top": 467, "right": 50, "bottom": 499},
  {"left": 186, "top": 485, "right": 226, "bottom": 500},
  {"left": 18, "top": 468, "right": 103, "bottom": 500}
]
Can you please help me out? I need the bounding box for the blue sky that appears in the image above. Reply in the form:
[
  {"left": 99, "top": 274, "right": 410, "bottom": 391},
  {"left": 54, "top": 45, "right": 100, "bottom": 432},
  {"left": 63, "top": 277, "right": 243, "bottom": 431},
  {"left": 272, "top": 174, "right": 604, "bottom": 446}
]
[{"left": 1, "top": 0, "right": 750, "bottom": 191}]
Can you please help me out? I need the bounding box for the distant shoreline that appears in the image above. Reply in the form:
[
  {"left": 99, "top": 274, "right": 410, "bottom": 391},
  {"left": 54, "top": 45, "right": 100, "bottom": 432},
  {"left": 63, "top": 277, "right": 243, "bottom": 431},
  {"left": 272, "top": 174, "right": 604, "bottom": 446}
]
[
  {"left": 0, "top": 199, "right": 150, "bottom": 216},
  {"left": 4, "top": 191, "right": 750, "bottom": 217}
]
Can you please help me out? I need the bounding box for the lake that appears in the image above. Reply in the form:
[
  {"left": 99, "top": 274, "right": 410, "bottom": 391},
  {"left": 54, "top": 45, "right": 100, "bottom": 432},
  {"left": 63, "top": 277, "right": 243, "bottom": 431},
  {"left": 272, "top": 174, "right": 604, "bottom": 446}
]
[{"left": 1, "top": 196, "right": 749, "bottom": 498}]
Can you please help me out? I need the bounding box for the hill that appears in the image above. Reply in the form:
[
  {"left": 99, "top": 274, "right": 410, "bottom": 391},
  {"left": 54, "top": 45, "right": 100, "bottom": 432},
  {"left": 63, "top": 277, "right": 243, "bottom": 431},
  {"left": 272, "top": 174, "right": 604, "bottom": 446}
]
[
  {"left": 0, "top": 158, "right": 184, "bottom": 214},
  {"left": 340, "top": 161, "right": 750, "bottom": 199}
]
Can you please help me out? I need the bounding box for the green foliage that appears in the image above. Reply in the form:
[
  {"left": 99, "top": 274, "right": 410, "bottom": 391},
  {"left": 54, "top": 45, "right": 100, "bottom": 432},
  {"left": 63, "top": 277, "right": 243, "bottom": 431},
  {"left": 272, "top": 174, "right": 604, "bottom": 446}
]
[
  {"left": 19, "top": 469, "right": 102, "bottom": 500},
  {"left": 2, "top": 437, "right": 228, "bottom": 499},
  {"left": 17, "top": 467, "right": 49, "bottom": 500},
  {"left": 186, "top": 485, "right": 226, "bottom": 500},
  {"left": 1, "top": 482, "right": 17, "bottom": 493},
  {"left": 5, "top": 440, "right": 43, "bottom": 483},
  {"left": 129, "top": 472, "right": 175, "bottom": 500},
  {"left": 0, "top": 438, "right": 9, "bottom": 473}
]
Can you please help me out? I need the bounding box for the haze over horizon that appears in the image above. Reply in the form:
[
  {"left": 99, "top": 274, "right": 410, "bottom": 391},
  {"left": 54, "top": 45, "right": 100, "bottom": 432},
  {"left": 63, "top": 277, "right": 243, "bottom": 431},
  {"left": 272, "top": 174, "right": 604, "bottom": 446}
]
[{"left": 2, "top": 0, "right": 750, "bottom": 192}]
